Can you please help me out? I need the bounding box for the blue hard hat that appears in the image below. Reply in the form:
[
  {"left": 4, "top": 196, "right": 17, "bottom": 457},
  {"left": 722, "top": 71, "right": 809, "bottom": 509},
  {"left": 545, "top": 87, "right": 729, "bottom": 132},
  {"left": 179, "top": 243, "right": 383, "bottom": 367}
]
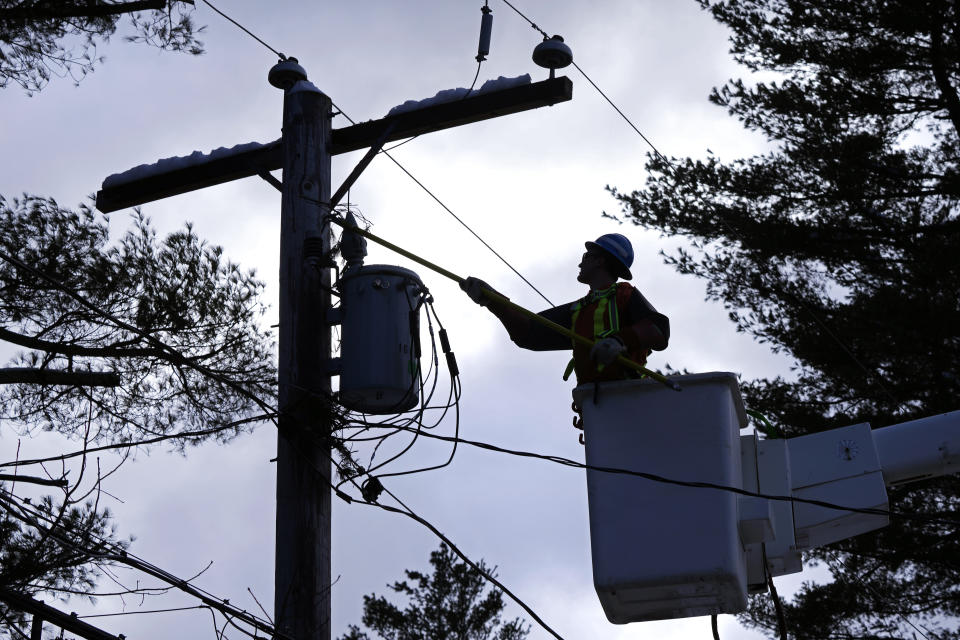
[{"left": 585, "top": 233, "right": 634, "bottom": 280}]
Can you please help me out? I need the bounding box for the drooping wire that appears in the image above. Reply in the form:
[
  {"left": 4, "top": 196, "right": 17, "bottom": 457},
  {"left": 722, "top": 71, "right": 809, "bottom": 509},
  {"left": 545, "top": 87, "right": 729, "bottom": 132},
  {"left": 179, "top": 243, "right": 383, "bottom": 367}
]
[
  {"left": 78, "top": 605, "right": 212, "bottom": 619},
  {"left": 332, "top": 287, "right": 463, "bottom": 488},
  {"left": 324, "top": 456, "right": 567, "bottom": 640},
  {"left": 197, "top": 0, "right": 287, "bottom": 61},
  {"left": 0, "top": 488, "right": 281, "bottom": 640},
  {"left": 763, "top": 551, "right": 788, "bottom": 640},
  {"left": 375, "top": 301, "right": 462, "bottom": 479},
  {"left": 344, "top": 423, "right": 960, "bottom": 528}
]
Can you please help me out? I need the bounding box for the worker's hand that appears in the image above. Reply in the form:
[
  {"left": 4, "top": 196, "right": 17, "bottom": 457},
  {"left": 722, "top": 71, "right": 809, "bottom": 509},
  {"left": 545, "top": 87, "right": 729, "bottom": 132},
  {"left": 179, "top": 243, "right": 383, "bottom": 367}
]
[
  {"left": 590, "top": 336, "right": 627, "bottom": 366},
  {"left": 460, "top": 276, "right": 497, "bottom": 307}
]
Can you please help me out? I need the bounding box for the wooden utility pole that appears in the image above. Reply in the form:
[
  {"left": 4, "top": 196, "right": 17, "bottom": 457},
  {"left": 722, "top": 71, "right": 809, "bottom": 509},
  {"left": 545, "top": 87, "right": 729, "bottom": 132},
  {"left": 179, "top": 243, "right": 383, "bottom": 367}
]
[
  {"left": 95, "top": 58, "right": 571, "bottom": 640},
  {"left": 270, "top": 61, "right": 333, "bottom": 640}
]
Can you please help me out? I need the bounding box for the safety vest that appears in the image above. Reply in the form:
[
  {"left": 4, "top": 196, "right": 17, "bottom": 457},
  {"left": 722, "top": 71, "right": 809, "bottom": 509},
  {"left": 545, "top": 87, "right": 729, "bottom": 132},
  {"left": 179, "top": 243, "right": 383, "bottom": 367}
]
[{"left": 562, "top": 282, "right": 649, "bottom": 383}]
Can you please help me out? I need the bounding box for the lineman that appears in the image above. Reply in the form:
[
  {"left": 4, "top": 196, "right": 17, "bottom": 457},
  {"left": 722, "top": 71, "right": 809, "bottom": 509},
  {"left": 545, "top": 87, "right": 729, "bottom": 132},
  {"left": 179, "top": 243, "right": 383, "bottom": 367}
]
[{"left": 461, "top": 233, "right": 669, "bottom": 383}]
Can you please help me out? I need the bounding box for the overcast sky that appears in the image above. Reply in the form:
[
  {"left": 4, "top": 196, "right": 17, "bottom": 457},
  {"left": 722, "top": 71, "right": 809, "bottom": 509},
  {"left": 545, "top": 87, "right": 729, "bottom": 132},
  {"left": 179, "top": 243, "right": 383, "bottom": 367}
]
[{"left": 1, "top": 2, "right": 819, "bottom": 639}]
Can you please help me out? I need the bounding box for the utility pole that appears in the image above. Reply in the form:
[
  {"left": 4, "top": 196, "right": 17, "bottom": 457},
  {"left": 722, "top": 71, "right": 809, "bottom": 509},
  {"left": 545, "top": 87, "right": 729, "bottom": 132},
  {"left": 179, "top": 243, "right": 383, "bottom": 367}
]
[
  {"left": 270, "top": 61, "right": 333, "bottom": 640},
  {"left": 95, "top": 58, "right": 571, "bottom": 640}
]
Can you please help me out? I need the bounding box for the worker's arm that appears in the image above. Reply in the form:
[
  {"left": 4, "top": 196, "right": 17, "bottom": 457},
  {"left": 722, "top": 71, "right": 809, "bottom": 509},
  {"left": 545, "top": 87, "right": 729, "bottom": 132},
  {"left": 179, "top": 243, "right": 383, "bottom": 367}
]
[
  {"left": 619, "top": 317, "right": 668, "bottom": 352},
  {"left": 619, "top": 289, "right": 670, "bottom": 352},
  {"left": 461, "top": 277, "right": 570, "bottom": 351}
]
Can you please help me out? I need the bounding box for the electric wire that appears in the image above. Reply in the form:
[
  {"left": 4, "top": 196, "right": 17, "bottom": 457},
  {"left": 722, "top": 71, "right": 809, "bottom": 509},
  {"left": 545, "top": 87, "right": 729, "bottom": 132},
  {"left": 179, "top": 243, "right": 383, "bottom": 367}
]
[
  {"left": 571, "top": 61, "right": 667, "bottom": 161},
  {"left": 78, "top": 605, "right": 212, "bottom": 619},
  {"left": 374, "top": 303, "right": 462, "bottom": 479},
  {"left": 496, "top": 0, "right": 910, "bottom": 414},
  {"left": 380, "top": 60, "right": 485, "bottom": 154},
  {"left": 332, "top": 291, "right": 462, "bottom": 488},
  {"left": 324, "top": 456, "right": 567, "bottom": 640},
  {"left": 197, "top": 0, "right": 286, "bottom": 61},
  {"left": 763, "top": 551, "right": 789, "bottom": 640},
  {"left": 0, "top": 487, "right": 283, "bottom": 640},
  {"left": 7, "top": 248, "right": 940, "bottom": 640},
  {"left": 330, "top": 103, "right": 555, "bottom": 307},
  {"left": 346, "top": 423, "right": 960, "bottom": 528}
]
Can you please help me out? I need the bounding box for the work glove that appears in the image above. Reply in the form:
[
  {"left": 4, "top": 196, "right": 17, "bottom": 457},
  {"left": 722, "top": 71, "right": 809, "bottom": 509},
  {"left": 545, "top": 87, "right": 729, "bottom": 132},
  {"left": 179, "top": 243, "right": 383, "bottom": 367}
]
[
  {"left": 590, "top": 336, "right": 627, "bottom": 366},
  {"left": 460, "top": 276, "right": 498, "bottom": 307}
]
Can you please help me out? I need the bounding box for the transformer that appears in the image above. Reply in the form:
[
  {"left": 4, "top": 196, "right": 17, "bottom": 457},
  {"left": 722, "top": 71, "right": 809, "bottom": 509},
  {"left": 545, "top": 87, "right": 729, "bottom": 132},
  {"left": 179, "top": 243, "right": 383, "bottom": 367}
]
[{"left": 338, "top": 264, "right": 424, "bottom": 414}]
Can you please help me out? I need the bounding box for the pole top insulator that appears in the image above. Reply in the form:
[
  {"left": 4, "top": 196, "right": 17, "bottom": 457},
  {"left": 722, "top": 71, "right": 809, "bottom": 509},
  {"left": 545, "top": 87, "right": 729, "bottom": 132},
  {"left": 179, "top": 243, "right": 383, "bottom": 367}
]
[
  {"left": 532, "top": 35, "right": 573, "bottom": 73},
  {"left": 269, "top": 57, "right": 308, "bottom": 90}
]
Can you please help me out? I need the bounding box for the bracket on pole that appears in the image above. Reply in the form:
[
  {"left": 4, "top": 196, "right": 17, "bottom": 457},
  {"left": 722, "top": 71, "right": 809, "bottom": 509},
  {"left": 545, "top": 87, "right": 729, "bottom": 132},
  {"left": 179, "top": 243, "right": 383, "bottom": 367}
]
[
  {"left": 329, "top": 121, "right": 398, "bottom": 210},
  {"left": 259, "top": 170, "right": 283, "bottom": 192}
]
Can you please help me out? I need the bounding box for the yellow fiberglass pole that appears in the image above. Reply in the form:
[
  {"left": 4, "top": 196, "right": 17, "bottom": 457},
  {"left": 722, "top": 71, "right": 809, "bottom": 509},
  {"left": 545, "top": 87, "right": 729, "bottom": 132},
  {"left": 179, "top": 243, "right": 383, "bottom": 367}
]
[{"left": 327, "top": 217, "right": 681, "bottom": 392}]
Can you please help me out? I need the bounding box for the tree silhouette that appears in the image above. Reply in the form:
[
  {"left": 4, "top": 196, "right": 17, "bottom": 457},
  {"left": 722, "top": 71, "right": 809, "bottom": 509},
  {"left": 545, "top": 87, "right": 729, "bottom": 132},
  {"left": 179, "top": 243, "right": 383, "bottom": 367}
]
[
  {"left": 611, "top": 1, "right": 960, "bottom": 637},
  {"left": 340, "top": 544, "right": 530, "bottom": 640}
]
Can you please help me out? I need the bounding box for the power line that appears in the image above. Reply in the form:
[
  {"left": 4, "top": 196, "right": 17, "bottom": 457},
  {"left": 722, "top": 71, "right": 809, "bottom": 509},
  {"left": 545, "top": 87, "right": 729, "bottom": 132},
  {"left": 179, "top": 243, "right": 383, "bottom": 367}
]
[
  {"left": 78, "top": 605, "right": 211, "bottom": 619},
  {"left": 0, "top": 249, "right": 559, "bottom": 640},
  {"left": 570, "top": 60, "right": 667, "bottom": 161},
  {"left": 197, "top": 0, "right": 286, "bottom": 61},
  {"left": 327, "top": 458, "right": 567, "bottom": 640},
  {"left": 0, "top": 488, "right": 283, "bottom": 640},
  {"left": 353, "top": 423, "right": 960, "bottom": 529},
  {"left": 500, "top": 0, "right": 548, "bottom": 38},
  {"left": 497, "top": 0, "right": 910, "bottom": 413},
  {"left": 330, "top": 103, "right": 555, "bottom": 307}
]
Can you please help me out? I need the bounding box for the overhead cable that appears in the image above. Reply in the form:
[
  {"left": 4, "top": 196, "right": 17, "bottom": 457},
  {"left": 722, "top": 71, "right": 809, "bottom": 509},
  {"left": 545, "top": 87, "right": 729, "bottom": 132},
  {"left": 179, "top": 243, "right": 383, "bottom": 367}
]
[
  {"left": 355, "top": 423, "right": 960, "bottom": 528},
  {"left": 327, "top": 458, "right": 566, "bottom": 640},
  {"left": 0, "top": 488, "right": 283, "bottom": 640},
  {"left": 330, "top": 104, "right": 555, "bottom": 307},
  {"left": 496, "top": 0, "right": 909, "bottom": 413},
  {"left": 197, "top": 0, "right": 286, "bottom": 60}
]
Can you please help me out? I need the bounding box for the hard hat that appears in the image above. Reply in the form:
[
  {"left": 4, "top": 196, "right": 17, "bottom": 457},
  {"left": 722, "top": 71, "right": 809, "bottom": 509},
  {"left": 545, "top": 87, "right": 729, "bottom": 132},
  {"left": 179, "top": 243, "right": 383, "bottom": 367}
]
[{"left": 585, "top": 233, "right": 634, "bottom": 280}]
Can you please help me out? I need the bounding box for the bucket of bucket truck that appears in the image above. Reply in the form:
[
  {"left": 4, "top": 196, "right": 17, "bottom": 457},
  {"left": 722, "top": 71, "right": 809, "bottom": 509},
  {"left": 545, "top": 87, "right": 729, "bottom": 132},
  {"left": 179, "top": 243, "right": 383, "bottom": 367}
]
[{"left": 573, "top": 372, "right": 749, "bottom": 624}]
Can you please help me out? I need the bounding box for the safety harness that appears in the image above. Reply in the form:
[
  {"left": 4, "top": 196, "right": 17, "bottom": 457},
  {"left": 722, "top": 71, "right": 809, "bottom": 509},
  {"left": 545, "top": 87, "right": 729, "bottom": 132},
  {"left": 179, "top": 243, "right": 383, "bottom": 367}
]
[{"left": 562, "top": 283, "right": 624, "bottom": 381}]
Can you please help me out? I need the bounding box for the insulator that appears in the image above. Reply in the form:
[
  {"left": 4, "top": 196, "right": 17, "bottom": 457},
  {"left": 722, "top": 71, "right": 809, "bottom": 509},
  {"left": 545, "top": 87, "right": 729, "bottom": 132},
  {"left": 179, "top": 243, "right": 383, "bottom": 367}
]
[
  {"left": 439, "top": 328, "right": 452, "bottom": 354},
  {"left": 476, "top": 5, "right": 493, "bottom": 62}
]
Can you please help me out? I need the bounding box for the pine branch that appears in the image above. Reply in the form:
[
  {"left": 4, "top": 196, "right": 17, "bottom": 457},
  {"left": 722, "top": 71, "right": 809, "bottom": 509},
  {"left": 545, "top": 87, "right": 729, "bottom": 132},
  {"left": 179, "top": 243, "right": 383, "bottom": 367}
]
[
  {"left": 0, "top": 368, "right": 119, "bottom": 387},
  {"left": 0, "top": 1, "right": 166, "bottom": 21},
  {"left": 0, "top": 326, "right": 160, "bottom": 359}
]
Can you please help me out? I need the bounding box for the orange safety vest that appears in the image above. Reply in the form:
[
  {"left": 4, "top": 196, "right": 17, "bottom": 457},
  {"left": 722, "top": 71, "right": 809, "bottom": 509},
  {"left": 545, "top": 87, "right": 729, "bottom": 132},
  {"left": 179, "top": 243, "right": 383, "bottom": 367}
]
[{"left": 563, "top": 283, "right": 651, "bottom": 383}]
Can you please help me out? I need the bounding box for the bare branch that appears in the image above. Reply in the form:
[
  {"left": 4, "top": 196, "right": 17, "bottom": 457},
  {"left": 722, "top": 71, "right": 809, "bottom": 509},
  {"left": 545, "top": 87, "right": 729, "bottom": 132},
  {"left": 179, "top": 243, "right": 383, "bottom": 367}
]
[{"left": 0, "top": 474, "right": 66, "bottom": 487}]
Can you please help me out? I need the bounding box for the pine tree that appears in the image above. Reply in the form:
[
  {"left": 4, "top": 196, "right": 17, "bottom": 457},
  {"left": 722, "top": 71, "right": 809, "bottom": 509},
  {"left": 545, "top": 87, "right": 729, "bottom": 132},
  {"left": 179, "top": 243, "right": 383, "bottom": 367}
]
[
  {"left": 340, "top": 544, "right": 530, "bottom": 640},
  {"left": 0, "top": 0, "right": 204, "bottom": 94},
  {"left": 610, "top": 1, "right": 960, "bottom": 638},
  {"left": 0, "top": 195, "right": 276, "bottom": 637}
]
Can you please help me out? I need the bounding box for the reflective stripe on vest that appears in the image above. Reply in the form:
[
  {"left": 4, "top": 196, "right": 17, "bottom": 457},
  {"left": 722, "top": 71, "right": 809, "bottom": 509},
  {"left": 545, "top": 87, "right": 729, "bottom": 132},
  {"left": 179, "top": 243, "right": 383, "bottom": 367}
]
[{"left": 563, "top": 284, "right": 620, "bottom": 381}]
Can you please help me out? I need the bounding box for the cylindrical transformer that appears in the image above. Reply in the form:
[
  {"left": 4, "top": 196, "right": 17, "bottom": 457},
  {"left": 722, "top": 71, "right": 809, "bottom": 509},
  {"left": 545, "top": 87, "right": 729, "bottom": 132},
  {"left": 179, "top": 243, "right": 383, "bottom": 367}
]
[{"left": 339, "top": 264, "right": 424, "bottom": 414}]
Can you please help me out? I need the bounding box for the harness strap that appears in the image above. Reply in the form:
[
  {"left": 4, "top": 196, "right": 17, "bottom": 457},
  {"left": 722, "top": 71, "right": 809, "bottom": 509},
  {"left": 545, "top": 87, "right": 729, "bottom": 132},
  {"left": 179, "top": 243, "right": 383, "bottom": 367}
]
[{"left": 562, "top": 284, "right": 620, "bottom": 380}]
